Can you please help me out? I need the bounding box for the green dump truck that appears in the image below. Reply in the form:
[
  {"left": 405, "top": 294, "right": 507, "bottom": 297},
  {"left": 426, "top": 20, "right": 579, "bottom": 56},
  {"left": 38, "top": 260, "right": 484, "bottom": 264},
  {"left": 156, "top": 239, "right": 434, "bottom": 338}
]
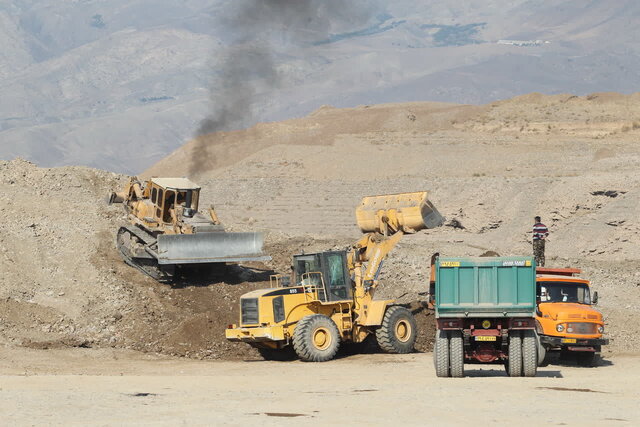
[{"left": 434, "top": 256, "right": 538, "bottom": 377}]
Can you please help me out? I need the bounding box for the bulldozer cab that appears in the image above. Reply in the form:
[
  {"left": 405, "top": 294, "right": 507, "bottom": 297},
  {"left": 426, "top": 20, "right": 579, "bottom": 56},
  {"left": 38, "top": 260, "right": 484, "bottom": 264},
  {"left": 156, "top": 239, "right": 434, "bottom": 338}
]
[
  {"left": 149, "top": 178, "right": 200, "bottom": 223},
  {"left": 293, "top": 251, "right": 352, "bottom": 302}
]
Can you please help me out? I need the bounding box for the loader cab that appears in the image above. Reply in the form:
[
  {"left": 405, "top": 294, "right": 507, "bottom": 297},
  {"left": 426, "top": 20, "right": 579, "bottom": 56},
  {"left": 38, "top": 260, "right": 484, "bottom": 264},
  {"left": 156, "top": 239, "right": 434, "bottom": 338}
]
[
  {"left": 149, "top": 178, "right": 201, "bottom": 223},
  {"left": 293, "top": 251, "right": 352, "bottom": 302}
]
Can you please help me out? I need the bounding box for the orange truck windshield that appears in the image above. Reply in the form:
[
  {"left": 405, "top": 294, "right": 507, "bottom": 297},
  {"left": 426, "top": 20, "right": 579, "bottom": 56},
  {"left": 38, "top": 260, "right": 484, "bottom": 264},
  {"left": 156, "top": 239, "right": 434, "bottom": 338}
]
[{"left": 537, "top": 281, "right": 591, "bottom": 304}]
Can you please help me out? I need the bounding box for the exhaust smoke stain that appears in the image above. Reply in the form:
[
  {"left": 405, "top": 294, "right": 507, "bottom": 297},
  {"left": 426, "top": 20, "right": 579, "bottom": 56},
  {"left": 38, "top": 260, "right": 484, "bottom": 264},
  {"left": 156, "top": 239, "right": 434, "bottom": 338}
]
[{"left": 190, "top": 0, "right": 383, "bottom": 176}]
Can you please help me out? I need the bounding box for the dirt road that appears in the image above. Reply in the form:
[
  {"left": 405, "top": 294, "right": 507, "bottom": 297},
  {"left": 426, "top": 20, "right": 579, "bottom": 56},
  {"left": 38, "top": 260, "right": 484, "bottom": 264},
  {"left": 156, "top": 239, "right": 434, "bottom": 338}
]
[{"left": 1, "top": 348, "right": 638, "bottom": 426}]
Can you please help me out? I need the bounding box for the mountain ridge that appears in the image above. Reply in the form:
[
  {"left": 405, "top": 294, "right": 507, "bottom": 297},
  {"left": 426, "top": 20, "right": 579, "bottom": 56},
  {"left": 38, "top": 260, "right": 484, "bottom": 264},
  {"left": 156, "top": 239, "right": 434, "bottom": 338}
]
[{"left": 3, "top": 1, "right": 640, "bottom": 173}]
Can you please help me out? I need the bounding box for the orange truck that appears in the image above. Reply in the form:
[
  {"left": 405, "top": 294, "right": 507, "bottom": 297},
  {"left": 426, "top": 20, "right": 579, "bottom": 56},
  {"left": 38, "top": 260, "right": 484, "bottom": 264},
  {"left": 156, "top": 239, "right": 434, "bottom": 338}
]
[{"left": 535, "top": 267, "right": 608, "bottom": 366}]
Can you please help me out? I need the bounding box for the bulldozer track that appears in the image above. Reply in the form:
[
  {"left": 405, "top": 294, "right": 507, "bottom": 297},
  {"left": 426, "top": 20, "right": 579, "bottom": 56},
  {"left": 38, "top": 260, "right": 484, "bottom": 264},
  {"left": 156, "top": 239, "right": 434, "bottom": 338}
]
[{"left": 116, "top": 226, "right": 174, "bottom": 283}]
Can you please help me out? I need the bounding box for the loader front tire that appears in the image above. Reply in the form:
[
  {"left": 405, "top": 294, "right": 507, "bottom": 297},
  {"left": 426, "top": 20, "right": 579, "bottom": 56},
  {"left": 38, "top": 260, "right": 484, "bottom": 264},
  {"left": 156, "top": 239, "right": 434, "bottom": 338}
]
[
  {"left": 522, "top": 330, "right": 538, "bottom": 377},
  {"left": 293, "top": 315, "right": 340, "bottom": 362},
  {"left": 376, "top": 306, "right": 417, "bottom": 354},
  {"left": 506, "top": 331, "right": 523, "bottom": 377},
  {"left": 434, "top": 330, "right": 450, "bottom": 377}
]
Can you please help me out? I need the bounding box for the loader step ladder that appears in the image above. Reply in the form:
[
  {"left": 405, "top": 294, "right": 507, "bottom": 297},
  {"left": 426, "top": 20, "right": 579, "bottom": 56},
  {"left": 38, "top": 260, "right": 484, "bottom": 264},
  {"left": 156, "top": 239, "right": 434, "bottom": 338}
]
[{"left": 338, "top": 302, "right": 353, "bottom": 331}]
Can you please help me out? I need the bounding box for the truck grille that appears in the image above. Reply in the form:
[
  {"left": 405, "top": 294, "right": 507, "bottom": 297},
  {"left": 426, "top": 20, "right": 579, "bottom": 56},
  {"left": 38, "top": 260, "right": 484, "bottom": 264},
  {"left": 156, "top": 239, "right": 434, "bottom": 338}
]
[
  {"left": 566, "top": 322, "right": 598, "bottom": 334},
  {"left": 241, "top": 298, "right": 259, "bottom": 325}
]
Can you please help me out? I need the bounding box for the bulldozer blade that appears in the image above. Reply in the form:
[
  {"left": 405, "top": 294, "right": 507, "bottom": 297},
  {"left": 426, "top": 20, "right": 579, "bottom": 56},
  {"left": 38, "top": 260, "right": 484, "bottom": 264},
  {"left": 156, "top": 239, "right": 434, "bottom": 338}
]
[
  {"left": 356, "top": 191, "right": 444, "bottom": 234},
  {"left": 156, "top": 232, "right": 271, "bottom": 265}
]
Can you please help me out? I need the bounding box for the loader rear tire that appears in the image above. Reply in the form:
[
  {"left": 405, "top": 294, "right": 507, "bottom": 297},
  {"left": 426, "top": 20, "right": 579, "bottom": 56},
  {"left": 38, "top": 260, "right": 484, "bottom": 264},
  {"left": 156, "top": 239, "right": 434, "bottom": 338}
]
[
  {"left": 449, "top": 330, "right": 465, "bottom": 378},
  {"left": 293, "top": 315, "right": 340, "bottom": 362},
  {"left": 522, "top": 330, "right": 538, "bottom": 377},
  {"left": 257, "top": 346, "right": 297, "bottom": 362},
  {"left": 376, "top": 306, "right": 417, "bottom": 354},
  {"left": 434, "top": 330, "right": 450, "bottom": 377},
  {"left": 506, "top": 331, "right": 523, "bottom": 377}
]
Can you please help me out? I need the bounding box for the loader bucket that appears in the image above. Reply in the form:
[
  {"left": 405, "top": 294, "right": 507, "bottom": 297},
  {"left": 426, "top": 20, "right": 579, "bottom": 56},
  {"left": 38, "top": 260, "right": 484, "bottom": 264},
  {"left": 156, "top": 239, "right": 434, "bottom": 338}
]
[
  {"left": 156, "top": 232, "right": 271, "bottom": 265},
  {"left": 356, "top": 191, "right": 444, "bottom": 234}
]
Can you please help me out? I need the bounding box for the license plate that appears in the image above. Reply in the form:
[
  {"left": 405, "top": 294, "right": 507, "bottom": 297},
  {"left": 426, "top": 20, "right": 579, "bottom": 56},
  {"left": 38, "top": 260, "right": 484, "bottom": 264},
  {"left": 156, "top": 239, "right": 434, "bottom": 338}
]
[
  {"left": 475, "top": 336, "right": 497, "bottom": 341},
  {"left": 562, "top": 338, "right": 577, "bottom": 344}
]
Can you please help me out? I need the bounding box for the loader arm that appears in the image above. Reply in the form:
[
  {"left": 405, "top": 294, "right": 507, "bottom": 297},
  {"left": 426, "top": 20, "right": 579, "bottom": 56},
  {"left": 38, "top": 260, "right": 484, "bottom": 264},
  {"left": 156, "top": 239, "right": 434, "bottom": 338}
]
[
  {"left": 350, "top": 191, "right": 444, "bottom": 294},
  {"left": 348, "top": 232, "right": 404, "bottom": 289}
]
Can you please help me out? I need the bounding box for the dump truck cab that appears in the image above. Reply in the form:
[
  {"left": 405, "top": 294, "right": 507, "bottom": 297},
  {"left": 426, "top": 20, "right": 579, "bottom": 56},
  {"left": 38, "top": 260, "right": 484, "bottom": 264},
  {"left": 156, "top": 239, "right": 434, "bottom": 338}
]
[{"left": 535, "top": 267, "right": 608, "bottom": 366}]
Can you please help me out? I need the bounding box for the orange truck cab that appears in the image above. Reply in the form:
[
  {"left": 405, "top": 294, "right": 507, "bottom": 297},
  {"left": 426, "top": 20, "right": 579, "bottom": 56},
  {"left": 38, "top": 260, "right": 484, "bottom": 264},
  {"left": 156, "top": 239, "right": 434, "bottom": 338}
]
[{"left": 535, "top": 267, "right": 608, "bottom": 366}]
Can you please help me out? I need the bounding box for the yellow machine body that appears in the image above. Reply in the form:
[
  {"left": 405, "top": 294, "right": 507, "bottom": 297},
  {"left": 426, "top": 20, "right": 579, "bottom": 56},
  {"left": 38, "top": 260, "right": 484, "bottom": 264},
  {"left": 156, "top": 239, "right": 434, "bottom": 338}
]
[
  {"left": 109, "top": 177, "right": 269, "bottom": 281},
  {"left": 226, "top": 192, "right": 444, "bottom": 360}
]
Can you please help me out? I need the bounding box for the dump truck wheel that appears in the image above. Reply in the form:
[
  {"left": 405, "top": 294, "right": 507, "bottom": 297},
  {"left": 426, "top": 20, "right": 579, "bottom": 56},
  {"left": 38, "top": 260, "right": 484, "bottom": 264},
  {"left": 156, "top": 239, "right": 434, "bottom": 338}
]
[
  {"left": 376, "top": 306, "right": 417, "bottom": 354},
  {"left": 257, "top": 346, "right": 297, "bottom": 362},
  {"left": 522, "top": 330, "right": 538, "bottom": 377},
  {"left": 449, "top": 330, "right": 465, "bottom": 378},
  {"left": 292, "top": 315, "right": 340, "bottom": 362},
  {"left": 506, "top": 331, "right": 523, "bottom": 377},
  {"left": 538, "top": 345, "right": 550, "bottom": 367},
  {"left": 434, "top": 330, "right": 450, "bottom": 377},
  {"left": 535, "top": 332, "right": 549, "bottom": 367}
]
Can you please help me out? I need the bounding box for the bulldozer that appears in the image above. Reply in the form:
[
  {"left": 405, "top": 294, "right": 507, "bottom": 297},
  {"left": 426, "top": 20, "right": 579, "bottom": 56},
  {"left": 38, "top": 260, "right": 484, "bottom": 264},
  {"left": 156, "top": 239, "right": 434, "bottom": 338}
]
[
  {"left": 108, "top": 177, "right": 270, "bottom": 282},
  {"left": 225, "top": 191, "right": 444, "bottom": 361}
]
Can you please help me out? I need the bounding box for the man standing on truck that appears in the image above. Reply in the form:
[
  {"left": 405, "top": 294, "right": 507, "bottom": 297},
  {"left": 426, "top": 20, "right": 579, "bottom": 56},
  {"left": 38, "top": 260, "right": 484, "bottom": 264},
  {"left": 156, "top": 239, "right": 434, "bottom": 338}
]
[{"left": 532, "top": 216, "right": 549, "bottom": 266}]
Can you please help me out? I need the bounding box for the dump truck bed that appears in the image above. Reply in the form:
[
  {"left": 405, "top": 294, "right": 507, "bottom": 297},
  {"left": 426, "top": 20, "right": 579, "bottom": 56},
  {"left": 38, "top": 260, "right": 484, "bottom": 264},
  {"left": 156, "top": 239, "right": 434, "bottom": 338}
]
[{"left": 435, "top": 256, "right": 536, "bottom": 318}]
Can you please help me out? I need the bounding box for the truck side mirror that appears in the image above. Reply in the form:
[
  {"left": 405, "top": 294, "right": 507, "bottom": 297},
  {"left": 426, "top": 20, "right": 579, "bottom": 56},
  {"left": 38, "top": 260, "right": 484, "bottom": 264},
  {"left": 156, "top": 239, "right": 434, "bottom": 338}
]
[{"left": 592, "top": 291, "right": 599, "bottom": 305}]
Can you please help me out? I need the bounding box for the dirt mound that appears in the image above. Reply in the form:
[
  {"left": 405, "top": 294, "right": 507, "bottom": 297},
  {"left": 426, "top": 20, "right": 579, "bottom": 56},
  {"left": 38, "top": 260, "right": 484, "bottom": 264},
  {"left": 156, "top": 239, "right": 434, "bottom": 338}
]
[
  {"left": 0, "top": 158, "right": 437, "bottom": 360},
  {"left": 0, "top": 159, "right": 279, "bottom": 359}
]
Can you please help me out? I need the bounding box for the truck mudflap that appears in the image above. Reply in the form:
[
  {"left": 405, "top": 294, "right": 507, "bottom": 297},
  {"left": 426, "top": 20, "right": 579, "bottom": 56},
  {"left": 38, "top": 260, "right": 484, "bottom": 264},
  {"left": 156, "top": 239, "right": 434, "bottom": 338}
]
[
  {"left": 539, "top": 335, "right": 609, "bottom": 347},
  {"left": 225, "top": 325, "right": 286, "bottom": 342}
]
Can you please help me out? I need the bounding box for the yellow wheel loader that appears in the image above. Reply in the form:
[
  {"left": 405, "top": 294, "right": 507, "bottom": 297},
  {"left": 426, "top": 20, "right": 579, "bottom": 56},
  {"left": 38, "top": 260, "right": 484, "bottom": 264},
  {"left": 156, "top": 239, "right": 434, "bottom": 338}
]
[
  {"left": 108, "top": 177, "right": 270, "bottom": 282},
  {"left": 226, "top": 192, "right": 444, "bottom": 361}
]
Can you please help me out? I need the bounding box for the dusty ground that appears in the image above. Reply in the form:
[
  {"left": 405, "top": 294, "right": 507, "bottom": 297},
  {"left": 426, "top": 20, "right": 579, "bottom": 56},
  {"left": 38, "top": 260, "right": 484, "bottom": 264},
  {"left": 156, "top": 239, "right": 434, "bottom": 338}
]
[{"left": 1, "top": 347, "right": 639, "bottom": 426}]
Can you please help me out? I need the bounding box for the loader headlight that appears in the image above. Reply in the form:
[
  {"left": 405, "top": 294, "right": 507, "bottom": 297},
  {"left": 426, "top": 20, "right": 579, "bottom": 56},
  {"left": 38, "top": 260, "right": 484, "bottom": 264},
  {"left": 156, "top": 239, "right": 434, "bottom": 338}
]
[
  {"left": 556, "top": 324, "right": 565, "bottom": 332},
  {"left": 598, "top": 325, "right": 604, "bottom": 333}
]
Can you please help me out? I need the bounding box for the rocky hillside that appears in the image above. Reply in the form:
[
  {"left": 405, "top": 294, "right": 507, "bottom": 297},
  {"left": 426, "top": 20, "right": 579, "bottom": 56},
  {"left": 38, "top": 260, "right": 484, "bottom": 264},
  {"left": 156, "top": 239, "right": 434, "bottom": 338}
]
[
  {"left": 1, "top": 93, "right": 639, "bottom": 358},
  {"left": 0, "top": 159, "right": 433, "bottom": 357}
]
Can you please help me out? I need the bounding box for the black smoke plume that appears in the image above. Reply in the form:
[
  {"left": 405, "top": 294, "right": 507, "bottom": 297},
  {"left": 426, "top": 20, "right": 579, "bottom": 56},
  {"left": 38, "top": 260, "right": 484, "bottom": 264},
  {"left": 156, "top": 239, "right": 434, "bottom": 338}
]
[{"left": 190, "top": 0, "right": 382, "bottom": 175}]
